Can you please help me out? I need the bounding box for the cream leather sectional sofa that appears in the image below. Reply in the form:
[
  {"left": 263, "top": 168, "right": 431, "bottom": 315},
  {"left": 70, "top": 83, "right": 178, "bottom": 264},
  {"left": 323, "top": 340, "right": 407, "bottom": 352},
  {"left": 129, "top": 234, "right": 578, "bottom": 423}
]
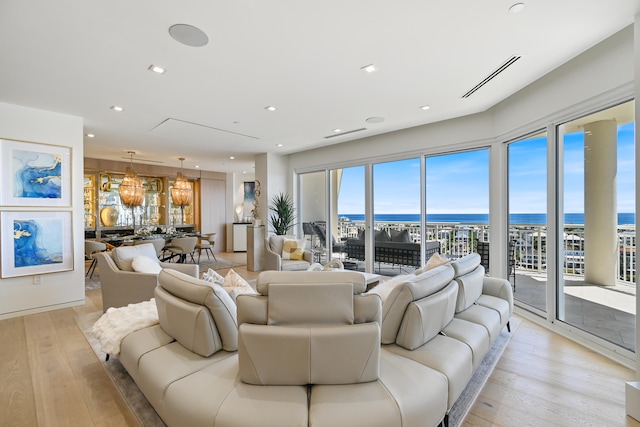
[{"left": 118, "top": 253, "right": 512, "bottom": 427}]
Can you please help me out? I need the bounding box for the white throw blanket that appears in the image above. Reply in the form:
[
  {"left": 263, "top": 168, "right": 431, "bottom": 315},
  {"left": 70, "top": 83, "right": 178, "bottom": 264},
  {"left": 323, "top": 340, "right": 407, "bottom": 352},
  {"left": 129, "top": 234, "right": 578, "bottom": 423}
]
[{"left": 91, "top": 299, "right": 159, "bottom": 357}]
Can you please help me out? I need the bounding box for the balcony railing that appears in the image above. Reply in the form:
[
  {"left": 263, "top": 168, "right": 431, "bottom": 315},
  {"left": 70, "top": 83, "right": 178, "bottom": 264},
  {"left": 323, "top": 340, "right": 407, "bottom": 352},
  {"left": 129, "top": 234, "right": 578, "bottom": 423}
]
[{"left": 335, "top": 220, "right": 636, "bottom": 285}]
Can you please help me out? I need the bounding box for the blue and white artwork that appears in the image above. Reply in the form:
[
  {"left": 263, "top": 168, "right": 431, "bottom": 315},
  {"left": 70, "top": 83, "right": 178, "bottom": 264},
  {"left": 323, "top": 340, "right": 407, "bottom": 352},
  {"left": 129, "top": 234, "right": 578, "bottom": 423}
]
[
  {"left": 1, "top": 211, "right": 73, "bottom": 278},
  {"left": 13, "top": 218, "right": 63, "bottom": 267},
  {"left": 0, "top": 140, "right": 71, "bottom": 206},
  {"left": 12, "top": 149, "right": 63, "bottom": 199}
]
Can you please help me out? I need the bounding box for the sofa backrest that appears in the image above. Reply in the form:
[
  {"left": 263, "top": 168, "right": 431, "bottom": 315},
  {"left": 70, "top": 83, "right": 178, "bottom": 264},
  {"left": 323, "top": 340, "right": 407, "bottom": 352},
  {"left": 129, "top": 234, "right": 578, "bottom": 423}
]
[
  {"left": 395, "top": 280, "right": 458, "bottom": 350},
  {"left": 450, "top": 253, "right": 485, "bottom": 313},
  {"left": 373, "top": 264, "right": 455, "bottom": 344},
  {"left": 236, "top": 271, "right": 381, "bottom": 386},
  {"left": 155, "top": 269, "right": 238, "bottom": 356}
]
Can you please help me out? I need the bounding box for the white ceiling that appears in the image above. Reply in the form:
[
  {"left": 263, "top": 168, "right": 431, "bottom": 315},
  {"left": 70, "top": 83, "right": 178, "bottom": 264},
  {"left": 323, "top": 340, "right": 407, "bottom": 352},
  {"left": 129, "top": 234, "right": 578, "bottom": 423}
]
[{"left": 1, "top": 0, "right": 638, "bottom": 173}]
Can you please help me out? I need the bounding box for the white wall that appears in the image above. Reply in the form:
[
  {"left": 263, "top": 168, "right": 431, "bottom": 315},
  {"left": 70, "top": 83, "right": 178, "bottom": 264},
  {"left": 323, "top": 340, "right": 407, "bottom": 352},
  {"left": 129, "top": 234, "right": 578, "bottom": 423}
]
[{"left": 0, "top": 102, "right": 85, "bottom": 319}]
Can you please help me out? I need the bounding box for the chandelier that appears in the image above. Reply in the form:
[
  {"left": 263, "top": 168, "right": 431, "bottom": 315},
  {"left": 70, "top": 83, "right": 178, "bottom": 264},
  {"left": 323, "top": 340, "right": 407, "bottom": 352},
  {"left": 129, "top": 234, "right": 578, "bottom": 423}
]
[
  {"left": 119, "top": 151, "right": 145, "bottom": 207},
  {"left": 171, "top": 157, "right": 192, "bottom": 223}
]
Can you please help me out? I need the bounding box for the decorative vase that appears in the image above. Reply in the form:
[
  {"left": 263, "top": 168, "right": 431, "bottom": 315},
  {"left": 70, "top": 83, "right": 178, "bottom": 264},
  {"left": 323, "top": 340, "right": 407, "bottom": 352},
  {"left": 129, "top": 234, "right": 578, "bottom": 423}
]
[{"left": 100, "top": 207, "right": 119, "bottom": 227}]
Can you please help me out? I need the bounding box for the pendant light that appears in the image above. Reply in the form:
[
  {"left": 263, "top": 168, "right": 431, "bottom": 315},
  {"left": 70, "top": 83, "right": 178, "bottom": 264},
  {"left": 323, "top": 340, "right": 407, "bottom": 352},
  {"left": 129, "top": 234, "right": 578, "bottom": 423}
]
[
  {"left": 119, "top": 151, "right": 146, "bottom": 207},
  {"left": 171, "top": 157, "right": 192, "bottom": 224}
]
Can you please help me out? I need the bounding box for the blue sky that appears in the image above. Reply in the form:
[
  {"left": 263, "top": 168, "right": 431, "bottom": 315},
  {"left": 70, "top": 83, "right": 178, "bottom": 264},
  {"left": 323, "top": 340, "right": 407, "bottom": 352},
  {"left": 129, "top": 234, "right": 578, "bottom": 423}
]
[{"left": 338, "top": 122, "right": 635, "bottom": 215}]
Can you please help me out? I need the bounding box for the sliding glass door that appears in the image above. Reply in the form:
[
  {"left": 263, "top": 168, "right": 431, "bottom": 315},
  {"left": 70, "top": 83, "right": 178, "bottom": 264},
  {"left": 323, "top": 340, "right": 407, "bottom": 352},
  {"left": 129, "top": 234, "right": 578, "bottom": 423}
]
[
  {"left": 557, "top": 100, "right": 635, "bottom": 351},
  {"left": 508, "top": 132, "right": 548, "bottom": 312}
]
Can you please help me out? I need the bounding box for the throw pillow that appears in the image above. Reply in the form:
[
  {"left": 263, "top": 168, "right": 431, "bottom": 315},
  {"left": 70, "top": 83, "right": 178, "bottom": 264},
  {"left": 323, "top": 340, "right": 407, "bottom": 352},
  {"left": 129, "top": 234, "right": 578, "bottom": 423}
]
[
  {"left": 131, "top": 256, "right": 162, "bottom": 274},
  {"left": 222, "top": 269, "right": 258, "bottom": 301},
  {"left": 415, "top": 252, "right": 451, "bottom": 275},
  {"left": 282, "top": 238, "right": 306, "bottom": 260},
  {"left": 201, "top": 268, "right": 224, "bottom": 284}
]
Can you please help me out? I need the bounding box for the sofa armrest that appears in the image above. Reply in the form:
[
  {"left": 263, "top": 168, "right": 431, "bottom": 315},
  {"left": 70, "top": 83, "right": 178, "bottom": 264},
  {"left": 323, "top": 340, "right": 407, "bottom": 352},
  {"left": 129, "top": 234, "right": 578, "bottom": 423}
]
[
  {"left": 263, "top": 244, "right": 282, "bottom": 271},
  {"left": 304, "top": 250, "right": 313, "bottom": 263},
  {"left": 159, "top": 262, "right": 199, "bottom": 278},
  {"left": 482, "top": 276, "right": 514, "bottom": 316}
]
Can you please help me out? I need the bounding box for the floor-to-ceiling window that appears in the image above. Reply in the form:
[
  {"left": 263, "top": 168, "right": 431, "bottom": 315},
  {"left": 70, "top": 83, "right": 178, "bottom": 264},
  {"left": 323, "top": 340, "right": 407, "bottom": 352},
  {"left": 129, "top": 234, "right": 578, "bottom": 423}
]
[
  {"left": 373, "top": 158, "right": 420, "bottom": 275},
  {"left": 425, "top": 150, "right": 490, "bottom": 260},
  {"left": 508, "top": 132, "right": 548, "bottom": 312},
  {"left": 557, "top": 100, "right": 635, "bottom": 351},
  {"left": 299, "top": 171, "right": 327, "bottom": 262},
  {"left": 334, "top": 165, "right": 366, "bottom": 269}
]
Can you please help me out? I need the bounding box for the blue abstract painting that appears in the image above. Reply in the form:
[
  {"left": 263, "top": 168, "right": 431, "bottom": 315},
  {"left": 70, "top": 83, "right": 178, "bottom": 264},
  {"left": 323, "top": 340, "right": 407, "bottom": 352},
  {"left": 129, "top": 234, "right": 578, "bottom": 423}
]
[
  {"left": 1, "top": 140, "right": 71, "bottom": 207},
  {"left": 13, "top": 218, "right": 63, "bottom": 267},
  {"left": 13, "top": 149, "right": 63, "bottom": 199},
  {"left": 1, "top": 211, "right": 72, "bottom": 278}
]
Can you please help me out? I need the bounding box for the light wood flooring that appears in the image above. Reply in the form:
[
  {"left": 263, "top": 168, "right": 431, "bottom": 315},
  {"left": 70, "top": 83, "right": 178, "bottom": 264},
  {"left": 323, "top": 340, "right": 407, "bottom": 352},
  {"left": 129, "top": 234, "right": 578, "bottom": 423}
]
[{"left": 0, "top": 252, "right": 637, "bottom": 427}]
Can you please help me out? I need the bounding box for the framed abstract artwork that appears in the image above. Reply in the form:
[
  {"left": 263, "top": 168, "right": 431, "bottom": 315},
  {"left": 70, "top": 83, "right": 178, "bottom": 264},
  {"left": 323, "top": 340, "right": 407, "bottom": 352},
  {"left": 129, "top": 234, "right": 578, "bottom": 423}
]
[
  {"left": 0, "top": 139, "right": 71, "bottom": 206},
  {"left": 1, "top": 211, "right": 73, "bottom": 278}
]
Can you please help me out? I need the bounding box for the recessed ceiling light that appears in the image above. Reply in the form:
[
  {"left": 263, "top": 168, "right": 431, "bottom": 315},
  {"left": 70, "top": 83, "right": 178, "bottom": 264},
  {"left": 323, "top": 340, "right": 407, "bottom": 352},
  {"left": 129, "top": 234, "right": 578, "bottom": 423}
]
[
  {"left": 509, "top": 3, "right": 525, "bottom": 13},
  {"left": 419, "top": 105, "right": 431, "bottom": 110},
  {"left": 366, "top": 117, "right": 384, "bottom": 124},
  {"left": 111, "top": 105, "right": 124, "bottom": 112},
  {"left": 86, "top": 133, "right": 95, "bottom": 138},
  {"left": 276, "top": 143, "right": 283, "bottom": 147},
  {"left": 333, "top": 128, "right": 341, "bottom": 133},
  {"left": 168, "top": 24, "right": 209, "bottom": 47},
  {"left": 361, "top": 64, "right": 377, "bottom": 73},
  {"left": 229, "top": 156, "right": 235, "bottom": 160},
  {"left": 195, "top": 165, "right": 200, "bottom": 168},
  {"left": 148, "top": 64, "right": 166, "bottom": 74},
  {"left": 242, "top": 171, "right": 247, "bottom": 174},
  {"left": 265, "top": 106, "right": 276, "bottom": 111}
]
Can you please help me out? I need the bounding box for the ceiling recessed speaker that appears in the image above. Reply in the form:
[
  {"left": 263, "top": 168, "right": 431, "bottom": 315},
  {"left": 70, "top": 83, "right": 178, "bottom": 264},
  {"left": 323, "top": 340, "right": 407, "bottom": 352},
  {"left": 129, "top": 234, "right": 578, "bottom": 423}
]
[{"left": 169, "top": 24, "right": 209, "bottom": 47}]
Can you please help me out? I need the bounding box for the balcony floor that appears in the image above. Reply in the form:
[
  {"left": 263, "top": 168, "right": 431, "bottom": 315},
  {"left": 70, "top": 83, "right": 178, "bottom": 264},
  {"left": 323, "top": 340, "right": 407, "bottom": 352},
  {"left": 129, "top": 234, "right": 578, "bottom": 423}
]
[{"left": 514, "top": 271, "right": 636, "bottom": 352}]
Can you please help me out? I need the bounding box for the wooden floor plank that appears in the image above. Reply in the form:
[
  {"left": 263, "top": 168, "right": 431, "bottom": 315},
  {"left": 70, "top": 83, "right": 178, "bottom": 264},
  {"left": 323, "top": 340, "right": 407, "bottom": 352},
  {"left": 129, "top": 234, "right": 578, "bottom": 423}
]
[
  {"left": 464, "top": 318, "right": 640, "bottom": 427},
  {"left": 0, "top": 317, "right": 38, "bottom": 427},
  {"left": 24, "top": 312, "right": 95, "bottom": 427}
]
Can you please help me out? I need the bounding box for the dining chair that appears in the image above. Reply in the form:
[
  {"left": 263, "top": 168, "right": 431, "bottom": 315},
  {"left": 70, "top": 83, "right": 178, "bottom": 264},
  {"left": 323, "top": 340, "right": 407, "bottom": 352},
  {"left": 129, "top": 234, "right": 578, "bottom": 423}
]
[
  {"left": 196, "top": 232, "right": 217, "bottom": 263},
  {"left": 85, "top": 240, "right": 107, "bottom": 278},
  {"left": 166, "top": 236, "right": 198, "bottom": 263}
]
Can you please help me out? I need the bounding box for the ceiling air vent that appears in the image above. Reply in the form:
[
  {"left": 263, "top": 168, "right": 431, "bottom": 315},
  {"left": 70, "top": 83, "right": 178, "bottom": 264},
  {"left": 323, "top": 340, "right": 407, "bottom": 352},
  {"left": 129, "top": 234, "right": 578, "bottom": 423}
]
[
  {"left": 461, "top": 55, "right": 522, "bottom": 98},
  {"left": 324, "top": 128, "right": 367, "bottom": 139}
]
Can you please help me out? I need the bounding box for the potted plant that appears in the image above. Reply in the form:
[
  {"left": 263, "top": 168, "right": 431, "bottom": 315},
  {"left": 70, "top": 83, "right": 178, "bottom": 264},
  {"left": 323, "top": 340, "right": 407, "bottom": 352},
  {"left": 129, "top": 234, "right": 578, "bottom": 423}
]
[{"left": 268, "top": 192, "right": 296, "bottom": 235}]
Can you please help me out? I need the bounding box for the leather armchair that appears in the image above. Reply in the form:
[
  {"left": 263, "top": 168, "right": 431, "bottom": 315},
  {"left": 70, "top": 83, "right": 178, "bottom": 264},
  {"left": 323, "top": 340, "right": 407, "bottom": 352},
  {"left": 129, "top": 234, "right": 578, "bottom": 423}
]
[{"left": 95, "top": 243, "right": 199, "bottom": 312}]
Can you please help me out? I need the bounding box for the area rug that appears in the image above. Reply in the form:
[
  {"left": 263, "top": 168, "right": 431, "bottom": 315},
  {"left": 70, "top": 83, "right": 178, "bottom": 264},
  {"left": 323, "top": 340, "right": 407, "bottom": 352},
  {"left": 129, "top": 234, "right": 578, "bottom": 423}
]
[
  {"left": 76, "top": 310, "right": 517, "bottom": 427},
  {"left": 448, "top": 317, "right": 520, "bottom": 426},
  {"left": 84, "top": 257, "right": 246, "bottom": 291},
  {"left": 76, "top": 312, "right": 166, "bottom": 427}
]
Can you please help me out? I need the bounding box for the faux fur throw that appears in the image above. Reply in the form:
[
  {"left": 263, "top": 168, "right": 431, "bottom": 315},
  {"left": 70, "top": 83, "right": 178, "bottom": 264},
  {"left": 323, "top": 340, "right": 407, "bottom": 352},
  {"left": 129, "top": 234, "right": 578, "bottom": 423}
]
[{"left": 91, "top": 299, "right": 159, "bottom": 357}]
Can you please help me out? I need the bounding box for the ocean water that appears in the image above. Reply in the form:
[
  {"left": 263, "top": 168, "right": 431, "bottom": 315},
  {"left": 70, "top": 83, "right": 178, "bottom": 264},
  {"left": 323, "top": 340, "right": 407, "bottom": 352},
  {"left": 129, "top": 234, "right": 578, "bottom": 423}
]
[{"left": 339, "top": 213, "right": 635, "bottom": 225}]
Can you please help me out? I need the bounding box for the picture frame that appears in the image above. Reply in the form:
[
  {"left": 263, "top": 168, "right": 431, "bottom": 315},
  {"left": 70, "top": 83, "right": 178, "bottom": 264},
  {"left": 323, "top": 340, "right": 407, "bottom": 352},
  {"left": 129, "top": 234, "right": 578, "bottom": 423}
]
[
  {"left": 0, "top": 139, "right": 72, "bottom": 206},
  {"left": 1, "top": 211, "right": 73, "bottom": 278}
]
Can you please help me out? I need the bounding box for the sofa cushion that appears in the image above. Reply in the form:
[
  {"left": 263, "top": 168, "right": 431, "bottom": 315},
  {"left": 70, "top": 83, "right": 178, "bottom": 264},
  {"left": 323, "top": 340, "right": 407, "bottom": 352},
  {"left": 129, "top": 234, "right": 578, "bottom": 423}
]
[
  {"left": 158, "top": 269, "right": 238, "bottom": 351},
  {"left": 222, "top": 269, "right": 258, "bottom": 302},
  {"left": 131, "top": 256, "right": 162, "bottom": 274},
  {"left": 155, "top": 286, "right": 222, "bottom": 357},
  {"left": 375, "top": 229, "right": 391, "bottom": 241},
  {"left": 111, "top": 243, "right": 159, "bottom": 271},
  {"left": 255, "top": 271, "right": 368, "bottom": 295},
  {"left": 389, "top": 229, "right": 412, "bottom": 243},
  {"left": 282, "top": 238, "right": 306, "bottom": 260},
  {"left": 415, "top": 252, "right": 451, "bottom": 275},
  {"left": 268, "top": 283, "right": 354, "bottom": 325},
  {"left": 379, "top": 264, "right": 455, "bottom": 344},
  {"left": 395, "top": 281, "right": 458, "bottom": 350},
  {"left": 238, "top": 322, "right": 380, "bottom": 385},
  {"left": 454, "top": 264, "right": 485, "bottom": 313},
  {"left": 451, "top": 252, "right": 482, "bottom": 277}
]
